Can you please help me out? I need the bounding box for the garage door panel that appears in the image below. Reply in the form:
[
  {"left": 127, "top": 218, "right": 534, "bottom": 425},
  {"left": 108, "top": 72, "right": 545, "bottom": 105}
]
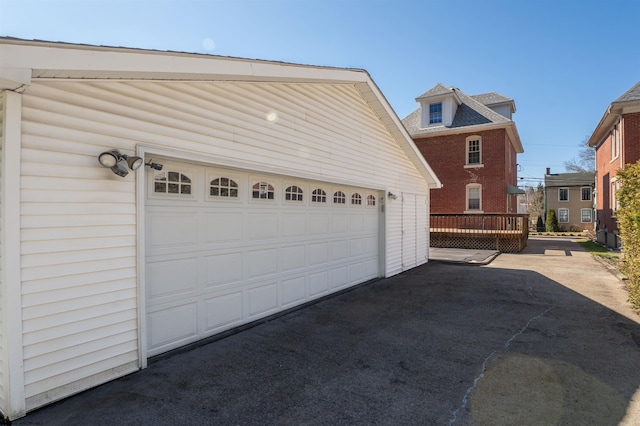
[
  {"left": 331, "top": 214, "right": 348, "bottom": 233},
  {"left": 146, "top": 163, "right": 381, "bottom": 357},
  {"left": 282, "top": 276, "right": 306, "bottom": 307},
  {"left": 247, "top": 283, "right": 279, "bottom": 318},
  {"left": 282, "top": 245, "right": 306, "bottom": 272},
  {"left": 205, "top": 212, "right": 243, "bottom": 243},
  {"left": 309, "top": 242, "right": 329, "bottom": 265},
  {"left": 364, "top": 259, "right": 379, "bottom": 277},
  {"left": 331, "top": 266, "right": 348, "bottom": 288},
  {"left": 248, "top": 213, "right": 278, "bottom": 240},
  {"left": 349, "top": 262, "right": 365, "bottom": 283},
  {"left": 204, "top": 292, "right": 243, "bottom": 332},
  {"left": 349, "top": 214, "right": 364, "bottom": 232},
  {"left": 147, "top": 257, "right": 198, "bottom": 300},
  {"left": 248, "top": 248, "right": 278, "bottom": 278},
  {"left": 349, "top": 238, "right": 364, "bottom": 257},
  {"left": 283, "top": 214, "right": 307, "bottom": 237},
  {"left": 205, "top": 252, "right": 243, "bottom": 287},
  {"left": 308, "top": 271, "right": 329, "bottom": 297},
  {"left": 148, "top": 303, "right": 198, "bottom": 352},
  {"left": 309, "top": 214, "right": 330, "bottom": 234},
  {"left": 363, "top": 214, "right": 378, "bottom": 232},
  {"left": 147, "top": 211, "right": 199, "bottom": 249},
  {"left": 331, "top": 240, "right": 348, "bottom": 260},
  {"left": 364, "top": 236, "right": 378, "bottom": 254}
]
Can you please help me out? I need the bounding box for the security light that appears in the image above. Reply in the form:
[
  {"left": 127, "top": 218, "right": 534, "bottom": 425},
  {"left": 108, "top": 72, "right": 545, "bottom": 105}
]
[{"left": 98, "top": 149, "right": 144, "bottom": 177}]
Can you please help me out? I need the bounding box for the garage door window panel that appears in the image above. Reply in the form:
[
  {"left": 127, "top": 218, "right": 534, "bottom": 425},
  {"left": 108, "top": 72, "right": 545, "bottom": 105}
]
[
  {"left": 333, "top": 191, "right": 346, "bottom": 206},
  {"left": 351, "top": 193, "right": 362, "bottom": 206},
  {"left": 366, "top": 195, "right": 376, "bottom": 207},
  {"left": 153, "top": 170, "right": 194, "bottom": 197},
  {"left": 312, "top": 188, "right": 327, "bottom": 204},
  {"left": 209, "top": 177, "right": 239, "bottom": 199},
  {"left": 285, "top": 185, "right": 304, "bottom": 202},
  {"left": 252, "top": 181, "right": 275, "bottom": 200}
]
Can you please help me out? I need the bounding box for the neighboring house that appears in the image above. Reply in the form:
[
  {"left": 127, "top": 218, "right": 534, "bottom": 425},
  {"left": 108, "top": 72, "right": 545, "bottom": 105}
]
[
  {"left": 587, "top": 81, "right": 640, "bottom": 248},
  {"left": 544, "top": 169, "right": 595, "bottom": 232},
  {"left": 0, "top": 38, "right": 440, "bottom": 420},
  {"left": 402, "top": 84, "right": 524, "bottom": 214}
]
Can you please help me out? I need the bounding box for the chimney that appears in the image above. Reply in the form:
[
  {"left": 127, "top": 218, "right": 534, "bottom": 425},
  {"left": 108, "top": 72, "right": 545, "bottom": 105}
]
[{"left": 546, "top": 167, "right": 550, "bottom": 175}]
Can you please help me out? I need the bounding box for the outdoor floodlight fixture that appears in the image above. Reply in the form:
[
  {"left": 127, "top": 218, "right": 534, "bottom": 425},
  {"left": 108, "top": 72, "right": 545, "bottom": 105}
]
[
  {"left": 98, "top": 149, "right": 143, "bottom": 177},
  {"left": 388, "top": 191, "right": 398, "bottom": 200}
]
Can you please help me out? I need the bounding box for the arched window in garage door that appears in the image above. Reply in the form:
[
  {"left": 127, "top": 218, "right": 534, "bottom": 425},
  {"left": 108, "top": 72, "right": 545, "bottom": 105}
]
[
  {"left": 153, "top": 170, "right": 193, "bottom": 195},
  {"left": 252, "top": 181, "right": 275, "bottom": 199}
]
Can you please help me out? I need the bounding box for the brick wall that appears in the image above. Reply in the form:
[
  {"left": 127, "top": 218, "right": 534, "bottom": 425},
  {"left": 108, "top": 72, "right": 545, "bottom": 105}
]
[
  {"left": 595, "top": 112, "right": 640, "bottom": 236},
  {"left": 414, "top": 128, "right": 518, "bottom": 213}
]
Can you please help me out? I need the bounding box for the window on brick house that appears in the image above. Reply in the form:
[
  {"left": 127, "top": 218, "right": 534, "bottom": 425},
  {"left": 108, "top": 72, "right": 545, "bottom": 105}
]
[
  {"left": 466, "top": 184, "right": 482, "bottom": 212},
  {"left": 612, "top": 123, "right": 621, "bottom": 161},
  {"left": 466, "top": 136, "right": 482, "bottom": 165}
]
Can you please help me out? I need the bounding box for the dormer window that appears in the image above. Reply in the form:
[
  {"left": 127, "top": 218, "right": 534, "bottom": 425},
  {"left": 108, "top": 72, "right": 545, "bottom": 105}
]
[{"left": 429, "top": 102, "right": 443, "bottom": 124}]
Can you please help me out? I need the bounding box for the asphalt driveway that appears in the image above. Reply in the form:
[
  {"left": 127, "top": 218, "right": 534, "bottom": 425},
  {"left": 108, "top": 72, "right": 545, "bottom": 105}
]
[{"left": 14, "top": 238, "right": 640, "bottom": 425}]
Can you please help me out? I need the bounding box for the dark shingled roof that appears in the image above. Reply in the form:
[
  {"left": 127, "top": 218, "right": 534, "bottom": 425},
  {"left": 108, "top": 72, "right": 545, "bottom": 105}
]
[
  {"left": 614, "top": 81, "right": 640, "bottom": 103},
  {"left": 415, "top": 83, "right": 453, "bottom": 100},
  {"left": 402, "top": 85, "right": 511, "bottom": 136},
  {"left": 544, "top": 172, "right": 596, "bottom": 187},
  {"left": 471, "top": 92, "right": 513, "bottom": 106}
]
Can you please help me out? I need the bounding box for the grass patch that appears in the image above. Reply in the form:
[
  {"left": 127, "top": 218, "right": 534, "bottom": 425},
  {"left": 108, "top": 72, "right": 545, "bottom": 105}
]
[{"left": 577, "top": 240, "right": 622, "bottom": 262}]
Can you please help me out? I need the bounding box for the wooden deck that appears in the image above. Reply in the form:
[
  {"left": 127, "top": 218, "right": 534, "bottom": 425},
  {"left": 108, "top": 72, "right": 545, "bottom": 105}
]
[{"left": 430, "top": 214, "right": 529, "bottom": 253}]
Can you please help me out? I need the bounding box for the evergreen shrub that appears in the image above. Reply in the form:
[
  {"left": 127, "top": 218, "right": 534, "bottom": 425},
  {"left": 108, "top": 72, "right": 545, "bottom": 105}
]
[
  {"left": 546, "top": 209, "right": 559, "bottom": 232},
  {"left": 617, "top": 161, "right": 640, "bottom": 309}
]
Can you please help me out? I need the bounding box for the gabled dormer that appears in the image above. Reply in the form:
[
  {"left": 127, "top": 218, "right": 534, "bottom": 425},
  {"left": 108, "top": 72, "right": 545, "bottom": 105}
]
[{"left": 415, "top": 83, "right": 460, "bottom": 128}]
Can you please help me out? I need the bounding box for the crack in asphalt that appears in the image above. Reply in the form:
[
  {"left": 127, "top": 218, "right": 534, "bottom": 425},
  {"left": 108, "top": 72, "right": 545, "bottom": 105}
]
[{"left": 448, "top": 306, "right": 554, "bottom": 425}]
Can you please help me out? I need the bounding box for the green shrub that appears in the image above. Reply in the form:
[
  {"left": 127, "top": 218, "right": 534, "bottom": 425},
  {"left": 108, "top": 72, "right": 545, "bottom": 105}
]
[
  {"left": 546, "top": 209, "right": 559, "bottom": 232},
  {"left": 617, "top": 161, "right": 640, "bottom": 309},
  {"left": 536, "top": 216, "right": 544, "bottom": 232}
]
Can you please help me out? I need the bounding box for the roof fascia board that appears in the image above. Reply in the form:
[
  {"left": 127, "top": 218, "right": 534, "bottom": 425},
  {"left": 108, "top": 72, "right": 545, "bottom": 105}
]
[
  {"left": 588, "top": 100, "right": 640, "bottom": 148},
  {"left": 0, "top": 42, "right": 367, "bottom": 84}
]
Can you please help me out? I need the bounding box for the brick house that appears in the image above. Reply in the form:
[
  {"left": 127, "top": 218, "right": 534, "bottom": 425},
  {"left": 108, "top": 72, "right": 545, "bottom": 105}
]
[
  {"left": 544, "top": 170, "right": 595, "bottom": 232},
  {"left": 402, "top": 84, "right": 524, "bottom": 214},
  {"left": 587, "top": 81, "right": 640, "bottom": 247}
]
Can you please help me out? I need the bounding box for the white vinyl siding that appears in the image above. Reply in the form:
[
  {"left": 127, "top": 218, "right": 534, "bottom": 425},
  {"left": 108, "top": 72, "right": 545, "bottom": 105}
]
[{"left": 17, "top": 79, "right": 430, "bottom": 411}]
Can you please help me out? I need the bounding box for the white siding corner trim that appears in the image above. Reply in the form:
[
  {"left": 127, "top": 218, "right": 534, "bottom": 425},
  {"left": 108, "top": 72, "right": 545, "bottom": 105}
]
[{"left": 1, "top": 90, "right": 26, "bottom": 420}]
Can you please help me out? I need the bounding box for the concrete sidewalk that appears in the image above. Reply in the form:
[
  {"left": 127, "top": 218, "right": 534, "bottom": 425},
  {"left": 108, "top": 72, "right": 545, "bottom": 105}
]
[
  {"left": 14, "top": 238, "right": 640, "bottom": 425},
  {"left": 429, "top": 247, "right": 499, "bottom": 264}
]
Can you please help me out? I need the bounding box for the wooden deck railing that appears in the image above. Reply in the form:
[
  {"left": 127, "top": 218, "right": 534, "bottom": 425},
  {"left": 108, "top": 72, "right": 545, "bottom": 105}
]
[{"left": 430, "top": 213, "right": 529, "bottom": 252}]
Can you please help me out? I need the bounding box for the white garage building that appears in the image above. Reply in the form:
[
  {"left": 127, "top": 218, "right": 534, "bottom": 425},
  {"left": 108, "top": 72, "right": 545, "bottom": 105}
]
[{"left": 0, "top": 38, "right": 440, "bottom": 419}]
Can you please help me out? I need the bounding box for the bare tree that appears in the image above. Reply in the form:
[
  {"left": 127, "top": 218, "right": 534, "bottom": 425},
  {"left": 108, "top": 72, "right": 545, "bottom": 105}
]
[{"left": 564, "top": 137, "right": 595, "bottom": 173}]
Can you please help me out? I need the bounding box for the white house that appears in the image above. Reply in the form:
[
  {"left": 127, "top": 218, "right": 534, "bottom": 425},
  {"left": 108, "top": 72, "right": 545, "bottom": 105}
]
[{"left": 0, "top": 38, "right": 440, "bottom": 420}]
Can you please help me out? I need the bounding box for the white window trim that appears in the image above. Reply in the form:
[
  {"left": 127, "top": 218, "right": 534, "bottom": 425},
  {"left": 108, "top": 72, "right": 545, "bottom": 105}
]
[
  {"left": 611, "top": 178, "right": 620, "bottom": 215},
  {"left": 465, "top": 183, "right": 483, "bottom": 213},
  {"left": 581, "top": 208, "right": 593, "bottom": 223},
  {"left": 558, "top": 187, "right": 569, "bottom": 202},
  {"left": 611, "top": 122, "right": 621, "bottom": 162},
  {"left": 558, "top": 208, "right": 569, "bottom": 223},
  {"left": 580, "top": 186, "right": 592, "bottom": 202},
  {"left": 465, "top": 135, "right": 483, "bottom": 167}
]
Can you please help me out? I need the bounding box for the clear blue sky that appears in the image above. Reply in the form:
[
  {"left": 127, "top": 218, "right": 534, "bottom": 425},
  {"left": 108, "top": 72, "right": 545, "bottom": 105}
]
[{"left": 2, "top": 0, "right": 639, "bottom": 186}]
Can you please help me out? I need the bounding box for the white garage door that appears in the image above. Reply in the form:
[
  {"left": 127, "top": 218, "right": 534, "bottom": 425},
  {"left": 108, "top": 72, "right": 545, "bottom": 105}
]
[{"left": 145, "top": 160, "right": 381, "bottom": 356}]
